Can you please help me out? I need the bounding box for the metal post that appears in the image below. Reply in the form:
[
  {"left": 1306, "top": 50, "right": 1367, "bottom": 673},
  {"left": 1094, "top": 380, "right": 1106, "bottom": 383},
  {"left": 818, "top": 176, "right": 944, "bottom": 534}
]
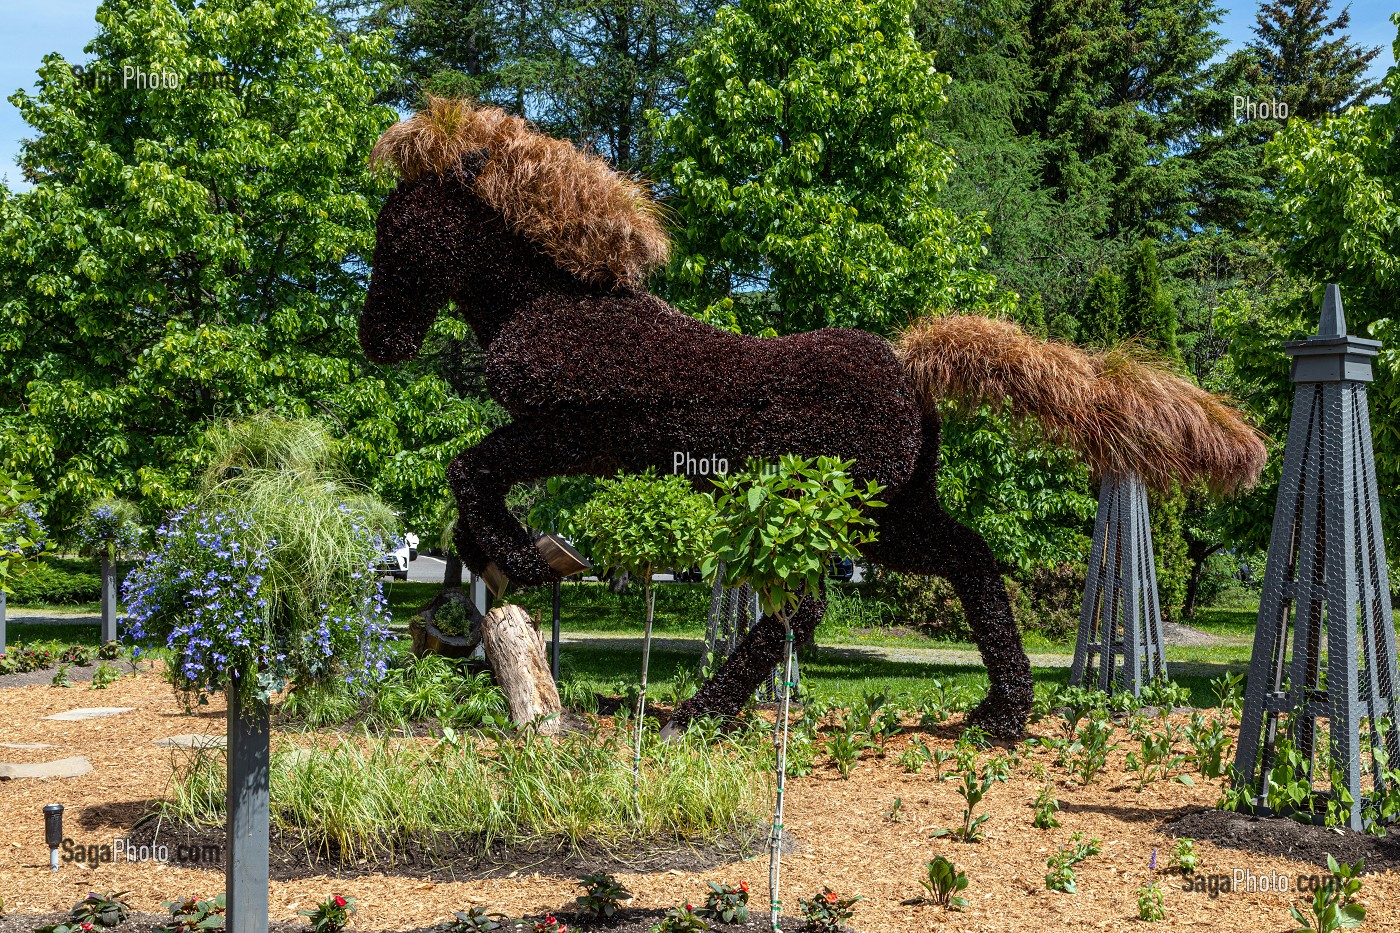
[
  {"left": 1231, "top": 285, "right": 1399, "bottom": 832},
  {"left": 1070, "top": 472, "right": 1167, "bottom": 695},
  {"left": 100, "top": 554, "right": 117, "bottom": 644},
  {"left": 470, "top": 573, "right": 488, "bottom": 618},
  {"left": 226, "top": 691, "right": 270, "bottom": 933},
  {"left": 551, "top": 579, "right": 561, "bottom": 682}
]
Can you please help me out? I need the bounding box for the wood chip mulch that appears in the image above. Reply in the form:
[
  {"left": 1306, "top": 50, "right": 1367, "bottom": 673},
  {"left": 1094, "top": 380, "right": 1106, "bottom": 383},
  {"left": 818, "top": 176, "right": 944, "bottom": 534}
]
[{"left": 3, "top": 669, "right": 1400, "bottom": 932}]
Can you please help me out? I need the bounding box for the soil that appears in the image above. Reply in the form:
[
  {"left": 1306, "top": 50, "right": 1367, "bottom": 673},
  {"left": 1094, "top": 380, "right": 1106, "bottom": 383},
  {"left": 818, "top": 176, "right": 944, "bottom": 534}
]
[
  {"left": 1164, "top": 807, "right": 1400, "bottom": 872},
  {"left": 4, "top": 667, "right": 1400, "bottom": 932},
  {"left": 124, "top": 817, "right": 787, "bottom": 882}
]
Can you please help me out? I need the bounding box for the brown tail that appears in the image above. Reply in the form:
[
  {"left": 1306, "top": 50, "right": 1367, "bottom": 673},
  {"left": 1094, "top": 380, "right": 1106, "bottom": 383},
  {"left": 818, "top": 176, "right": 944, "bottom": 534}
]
[{"left": 894, "top": 314, "right": 1267, "bottom": 494}]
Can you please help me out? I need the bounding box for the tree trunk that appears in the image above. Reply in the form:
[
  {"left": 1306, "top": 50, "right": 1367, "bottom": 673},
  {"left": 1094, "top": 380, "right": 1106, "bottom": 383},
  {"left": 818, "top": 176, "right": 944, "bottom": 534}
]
[
  {"left": 481, "top": 604, "right": 562, "bottom": 734},
  {"left": 443, "top": 554, "right": 464, "bottom": 589},
  {"left": 1183, "top": 543, "right": 1221, "bottom": 620}
]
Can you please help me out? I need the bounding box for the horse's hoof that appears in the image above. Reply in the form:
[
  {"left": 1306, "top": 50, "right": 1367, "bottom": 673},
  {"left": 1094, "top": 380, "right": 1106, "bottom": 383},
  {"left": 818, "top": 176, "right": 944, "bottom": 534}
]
[
  {"left": 480, "top": 562, "right": 509, "bottom": 598},
  {"left": 536, "top": 533, "right": 590, "bottom": 576}
]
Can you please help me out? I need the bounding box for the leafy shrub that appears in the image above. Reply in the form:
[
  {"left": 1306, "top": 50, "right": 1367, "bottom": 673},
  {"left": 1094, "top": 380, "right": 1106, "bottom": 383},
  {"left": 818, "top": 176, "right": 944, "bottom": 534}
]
[
  {"left": 300, "top": 896, "right": 355, "bottom": 933},
  {"left": 156, "top": 895, "right": 225, "bottom": 933},
  {"left": 443, "top": 906, "right": 509, "bottom": 932},
  {"left": 7, "top": 558, "right": 102, "bottom": 605},
  {"left": 65, "top": 892, "right": 130, "bottom": 930},
  {"left": 1032, "top": 783, "right": 1061, "bottom": 829},
  {"left": 428, "top": 598, "right": 475, "bottom": 638},
  {"left": 576, "top": 873, "right": 631, "bottom": 918},
  {"left": 650, "top": 905, "right": 707, "bottom": 933},
  {"left": 1169, "top": 838, "right": 1198, "bottom": 875},
  {"left": 867, "top": 562, "right": 1085, "bottom": 640},
  {"left": 1290, "top": 856, "right": 1365, "bottom": 933},
  {"left": 798, "top": 888, "right": 861, "bottom": 932},
  {"left": 917, "top": 856, "right": 969, "bottom": 910},
  {"left": 1045, "top": 832, "right": 1102, "bottom": 893},
  {"left": 1137, "top": 879, "right": 1165, "bottom": 921},
  {"left": 700, "top": 882, "right": 748, "bottom": 923}
]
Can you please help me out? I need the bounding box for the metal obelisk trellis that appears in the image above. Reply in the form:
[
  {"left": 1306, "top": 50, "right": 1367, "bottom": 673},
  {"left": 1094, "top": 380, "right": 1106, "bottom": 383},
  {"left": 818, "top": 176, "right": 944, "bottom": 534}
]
[
  {"left": 1069, "top": 472, "right": 1168, "bottom": 695},
  {"left": 1232, "top": 285, "right": 1400, "bottom": 832},
  {"left": 701, "top": 563, "right": 798, "bottom": 700}
]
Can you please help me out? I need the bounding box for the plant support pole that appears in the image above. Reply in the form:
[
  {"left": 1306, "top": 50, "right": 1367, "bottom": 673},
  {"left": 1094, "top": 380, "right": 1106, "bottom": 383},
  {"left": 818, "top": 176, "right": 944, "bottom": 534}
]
[
  {"left": 770, "top": 617, "right": 795, "bottom": 933},
  {"left": 633, "top": 575, "right": 655, "bottom": 781},
  {"left": 227, "top": 691, "right": 270, "bottom": 933},
  {"left": 100, "top": 553, "right": 117, "bottom": 644}
]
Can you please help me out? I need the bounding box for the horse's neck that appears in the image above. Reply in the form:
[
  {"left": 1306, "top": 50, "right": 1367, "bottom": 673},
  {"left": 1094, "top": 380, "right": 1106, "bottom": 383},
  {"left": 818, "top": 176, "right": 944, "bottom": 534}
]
[{"left": 457, "top": 268, "right": 607, "bottom": 350}]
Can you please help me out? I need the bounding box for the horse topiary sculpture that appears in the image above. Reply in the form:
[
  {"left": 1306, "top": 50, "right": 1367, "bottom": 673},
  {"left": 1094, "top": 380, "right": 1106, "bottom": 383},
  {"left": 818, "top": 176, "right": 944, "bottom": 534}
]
[{"left": 359, "top": 98, "right": 1266, "bottom": 737}]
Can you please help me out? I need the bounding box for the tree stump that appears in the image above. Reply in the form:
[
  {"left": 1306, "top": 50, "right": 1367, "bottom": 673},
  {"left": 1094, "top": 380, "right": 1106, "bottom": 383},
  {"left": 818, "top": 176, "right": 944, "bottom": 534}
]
[{"left": 481, "top": 604, "right": 562, "bottom": 734}]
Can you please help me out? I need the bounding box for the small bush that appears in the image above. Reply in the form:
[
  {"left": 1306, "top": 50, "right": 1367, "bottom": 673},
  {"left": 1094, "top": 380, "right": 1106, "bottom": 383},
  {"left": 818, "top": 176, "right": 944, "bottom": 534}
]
[
  {"left": 799, "top": 888, "right": 861, "bottom": 932},
  {"left": 8, "top": 558, "right": 103, "bottom": 605},
  {"left": 156, "top": 895, "right": 225, "bottom": 933},
  {"left": 1137, "top": 880, "right": 1165, "bottom": 921},
  {"left": 699, "top": 881, "right": 748, "bottom": 923},
  {"left": 299, "top": 896, "right": 355, "bottom": 933},
  {"left": 917, "top": 856, "right": 969, "bottom": 910},
  {"left": 443, "top": 906, "right": 509, "bottom": 932},
  {"left": 576, "top": 873, "right": 631, "bottom": 918},
  {"left": 650, "top": 905, "right": 707, "bottom": 933}
]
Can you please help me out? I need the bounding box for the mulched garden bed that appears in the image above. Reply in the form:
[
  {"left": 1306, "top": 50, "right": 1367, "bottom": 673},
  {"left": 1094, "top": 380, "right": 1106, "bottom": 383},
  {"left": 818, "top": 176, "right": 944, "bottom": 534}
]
[
  {"left": 127, "top": 816, "right": 792, "bottom": 882},
  {"left": 0, "top": 913, "right": 832, "bottom": 933},
  {"left": 1163, "top": 806, "right": 1400, "bottom": 872}
]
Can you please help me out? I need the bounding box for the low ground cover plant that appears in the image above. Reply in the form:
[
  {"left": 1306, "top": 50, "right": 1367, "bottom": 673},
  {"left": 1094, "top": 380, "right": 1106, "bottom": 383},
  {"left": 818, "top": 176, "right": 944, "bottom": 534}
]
[
  {"left": 300, "top": 895, "right": 355, "bottom": 933},
  {"left": 651, "top": 905, "right": 707, "bottom": 933},
  {"left": 444, "top": 906, "right": 510, "bottom": 932},
  {"left": 1045, "top": 832, "right": 1102, "bottom": 893},
  {"left": 909, "top": 855, "right": 969, "bottom": 910},
  {"left": 798, "top": 887, "right": 861, "bottom": 932},
  {"left": 699, "top": 881, "right": 748, "bottom": 923},
  {"left": 575, "top": 873, "right": 632, "bottom": 918},
  {"left": 155, "top": 895, "right": 225, "bottom": 933}
]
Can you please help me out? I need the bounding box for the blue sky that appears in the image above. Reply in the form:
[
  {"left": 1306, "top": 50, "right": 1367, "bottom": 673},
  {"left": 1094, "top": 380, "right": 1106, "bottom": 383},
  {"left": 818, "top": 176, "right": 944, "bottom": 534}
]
[{"left": 0, "top": 1, "right": 1396, "bottom": 189}]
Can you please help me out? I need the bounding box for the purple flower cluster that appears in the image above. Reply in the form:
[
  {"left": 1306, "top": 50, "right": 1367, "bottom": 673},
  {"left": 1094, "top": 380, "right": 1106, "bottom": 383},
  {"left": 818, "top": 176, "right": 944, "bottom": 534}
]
[
  {"left": 122, "top": 506, "right": 393, "bottom": 705},
  {"left": 78, "top": 504, "right": 143, "bottom": 559},
  {"left": 0, "top": 502, "right": 48, "bottom": 561}
]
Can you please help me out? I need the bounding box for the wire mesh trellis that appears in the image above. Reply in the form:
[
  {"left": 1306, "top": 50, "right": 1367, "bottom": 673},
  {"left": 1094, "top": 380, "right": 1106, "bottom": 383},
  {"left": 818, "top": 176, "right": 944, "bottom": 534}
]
[
  {"left": 1069, "top": 472, "right": 1168, "bottom": 696},
  {"left": 1232, "top": 285, "right": 1400, "bottom": 832},
  {"left": 701, "top": 562, "right": 799, "bottom": 701}
]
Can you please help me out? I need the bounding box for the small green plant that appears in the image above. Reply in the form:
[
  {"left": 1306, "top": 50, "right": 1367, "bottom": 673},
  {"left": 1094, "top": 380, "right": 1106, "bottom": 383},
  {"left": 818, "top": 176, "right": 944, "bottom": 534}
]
[
  {"left": 650, "top": 904, "right": 707, "bottom": 933},
  {"left": 798, "top": 888, "right": 861, "bottom": 932},
  {"left": 58, "top": 645, "right": 96, "bottom": 667},
  {"left": 1140, "top": 679, "right": 1192, "bottom": 711},
  {"left": 1137, "top": 879, "right": 1166, "bottom": 921},
  {"left": 1069, "top": 715, "right": 1117, "bottom": 785},
  {"left": 699, "top": 881, "right": 748, "bottom": 923},
  {"left": 1055, "top": 685, "right": 1106, "bottom": 738},
  {"left": 575, "top": 872, "right": 631, "bottom": 918},
  {"left": 825, "top": 729, "right": 867, "bottom": 778},
  {"left": 1032, "top": 783, "right": 1061, "bottom": 829},
  {"left": 916, "top": 855, "right": 969, "bottom": 910},
  {"left": 1289, "top": 856, "right": 1366, "bottom": 933},
  {"left": 898, "top": 746, "right": 924, "bottom": 774},
  {"left": 1045, "top": 832, "right": 1102, "bottom": 893},
  {"left": 1169, "top": 838, "right": 1198, "bottom": 875},
  {"left": 1126, "top": 717, "right": 1192, "bottom": 790},
  {"left": 444, "top": 906, "right": 509, "bottom": 932},
  {"left": 156, "top": 895, "right": 226, "bottom": 933},
  {"left": 527, "top": 916, "right": 569, "bottom": 933},
  {"left": 884, "top": 797, "right": 905, "bottom": 823},
  {"left": 931, "top": 763, "right": 1002, "bottom": 842},
  {"left": 90, "top": 662, "right": 121, "bottom": 690},
  {"left": 1210, "top": 672, "right": 1245, "bottom": 715},
  {"left": 299, "top": 895, "right": 356, "bottom": 933},
  {"left": 51, "top": 664, "right": 72, "bottom": 687},
  {"left": 1185, "top": 712, "right": 1231, "bottom": 778},
  {"left": 69, "top": 892, "right": 131, "bottom": 929}
]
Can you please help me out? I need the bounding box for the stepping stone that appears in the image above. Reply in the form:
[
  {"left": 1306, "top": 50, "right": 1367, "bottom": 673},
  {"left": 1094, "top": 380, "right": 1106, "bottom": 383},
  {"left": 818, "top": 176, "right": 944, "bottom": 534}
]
[
  {"left": 0, "top": 756, "right": 93, "bottom": 780},
  {"left": 153, "top": 734, "right": 226, "bottom": 749},
  {"left": 43, "top": 707, "right": 134, "bottom": 721},
  {"left": 0, "top": 742, "right": 59, "bottom": 749}
]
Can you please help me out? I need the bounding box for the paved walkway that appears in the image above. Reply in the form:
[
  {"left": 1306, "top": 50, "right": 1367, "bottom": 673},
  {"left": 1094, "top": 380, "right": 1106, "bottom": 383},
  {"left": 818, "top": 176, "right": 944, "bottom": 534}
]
[{"left": 1, "top": 608, "right": 102, "bottom": 626}]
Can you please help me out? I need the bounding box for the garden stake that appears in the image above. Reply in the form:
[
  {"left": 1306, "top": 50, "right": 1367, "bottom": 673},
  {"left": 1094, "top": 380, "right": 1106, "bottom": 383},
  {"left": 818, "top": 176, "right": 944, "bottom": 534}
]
[
  {"left": 769, "top": 618, "right": 796, "bottom": 933},
  {"left": 633, "top": 571, "right": 655, "bottom": 786}
]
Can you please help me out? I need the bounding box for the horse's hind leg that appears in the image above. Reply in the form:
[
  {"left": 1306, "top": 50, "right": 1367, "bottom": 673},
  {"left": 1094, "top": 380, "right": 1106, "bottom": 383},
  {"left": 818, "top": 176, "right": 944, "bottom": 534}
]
[
  {"left": 863, "top": 418, "right": 1033, "bottom": 738},
  {"left": 447, "top": 418, "right": 615, "bottom": 587}
]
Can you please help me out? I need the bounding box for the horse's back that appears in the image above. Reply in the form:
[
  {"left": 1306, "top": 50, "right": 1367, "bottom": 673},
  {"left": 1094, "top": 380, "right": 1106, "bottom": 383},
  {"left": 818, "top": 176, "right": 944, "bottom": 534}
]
[{"left": 487, "top": 293, "right": 922, "bottom": 489}]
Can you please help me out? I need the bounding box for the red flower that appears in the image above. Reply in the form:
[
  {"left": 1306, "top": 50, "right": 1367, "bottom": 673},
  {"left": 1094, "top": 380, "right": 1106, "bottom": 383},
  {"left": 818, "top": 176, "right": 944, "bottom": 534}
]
[
  {"left": 80, "top": 924, "right": 93, "bottom": 931},
  {"left": 739, "top": 882, "right": 749, "bottom": 893},
  {"left": 823, "top": 890, "right": 839, "bottom": 905},
  {"left": 333, "top": 896, "right": 347, "bottom": 909}
]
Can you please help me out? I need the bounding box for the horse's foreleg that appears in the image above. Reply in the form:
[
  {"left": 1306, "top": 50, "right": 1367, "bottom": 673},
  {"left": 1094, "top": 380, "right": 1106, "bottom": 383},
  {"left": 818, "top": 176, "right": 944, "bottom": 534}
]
[
  {"left": 447, "top": 419, "right": 610, "bottom": 587},
  {"left": 661, "top": 595, "right": 825, "bottom": 737}
]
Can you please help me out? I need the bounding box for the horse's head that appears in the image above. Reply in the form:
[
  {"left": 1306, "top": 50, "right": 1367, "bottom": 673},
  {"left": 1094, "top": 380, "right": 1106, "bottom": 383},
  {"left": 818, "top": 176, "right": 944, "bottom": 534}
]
[{"left": 360, "top": 97, "right": 670, "bottom": 363}]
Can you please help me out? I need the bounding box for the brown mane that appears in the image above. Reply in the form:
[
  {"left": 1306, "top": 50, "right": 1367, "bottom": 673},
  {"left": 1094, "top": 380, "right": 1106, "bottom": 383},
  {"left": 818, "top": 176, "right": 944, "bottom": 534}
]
[{"left": 370, "top": 96, "right": 670, "bottom": 287}]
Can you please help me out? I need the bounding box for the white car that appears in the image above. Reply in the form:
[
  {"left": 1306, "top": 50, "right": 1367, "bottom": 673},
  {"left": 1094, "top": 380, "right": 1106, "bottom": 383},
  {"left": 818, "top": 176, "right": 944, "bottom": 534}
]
[{"left": 378, "top": 533, "right": 418, "bottom": 581}]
